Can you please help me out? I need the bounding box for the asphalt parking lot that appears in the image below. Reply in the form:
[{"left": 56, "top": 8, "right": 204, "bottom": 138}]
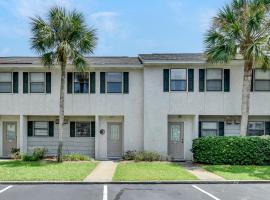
[{"left": 0, "top": 183, "right": 270, "bottom": 200}]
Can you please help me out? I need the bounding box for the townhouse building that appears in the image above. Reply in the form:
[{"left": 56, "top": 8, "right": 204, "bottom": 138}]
[{"left": 0, "top": 54, "right": 269, "bottom": 160}]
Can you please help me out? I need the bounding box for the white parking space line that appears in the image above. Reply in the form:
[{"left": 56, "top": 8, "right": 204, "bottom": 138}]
[
  {"left": 0, "top": 185, "right": 13, "bottom": 194},
  {"left": 103, "top": 185, "right": 108, "bottom": 200},
  {"left": 192, "top": 185, "right": 221, "bottom": 200}
]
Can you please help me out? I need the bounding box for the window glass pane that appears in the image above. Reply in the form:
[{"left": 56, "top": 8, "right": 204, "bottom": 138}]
[
  {"left": 34, "top": 122, "right": 48, "bottom": 136},
  {"left": 207, "top": 80, "right": 222, "bottom": 91},
  {"left": 255, "top": 69, "right": 270, "bottom": 80},
  {"left": 31, "top": 83, "right": 45, "bottom": 93},
  {"left": 170, "top": 125, "right": 181, "bottom": 142},
  {"left": 170, "top": 80, "right": 186, "bottom": 91},
  {"left": 171, "top": 69, "right": 186, "bottom": 80},
  {"left": 107, "top": 82, "right": 122, "bottom": 93},
  {"left": 202, "top": 122, "right": 218, "bottom": 129},
  {"left": 248, "top": 122, "right": 264, "bottom": 136},
  {"left": 74, "top": 73, "right": 89, "bottom": 83},
  {"left": 0, "top": 73, "right": 12, "bottom": 82},
  {"left": 202, "top": 130, "right": 218, "bottom": 137},
  {"left": 30, "top": 73, "right": 44, "bottom": 82},
  {"left": 107, "top": 73, "right": 122, "bottom": 82},
  {"left": 255, "top": 80, "right": 270, "bottom": 91},
  {"left": 0, "top": 83, "right": 12, "bottom": 93},
  {"left": 74, "top": 83, "right": 89, "bottom": 93},
  {"left": 76, "top": 122, "right": 90, "bottom": 137},
  {"left": 110, "top": 125, "right": 120, "bottom": 141},
  {"left": 207, "top": 69, "right": 222, "bottom": 79}
]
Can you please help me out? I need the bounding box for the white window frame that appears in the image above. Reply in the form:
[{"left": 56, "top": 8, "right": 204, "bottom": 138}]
[
  {"left": 254, "top": 69, "right": 270, "bottom": 91},
  {"left": 0, "top": 72, "right": 13, "bottom": 93},
  {"left": 30, "top": 72, "right": 46, "bottom": 93},
  {"left": 106, "top": 72, "right": 123, "bottom": 93},
  {"left": 33, "top": 121, "right": 49, "bottom": 137},
  {"left": 247, "top": 121, "right": 265, "bottom": 136},
  {"left": 201, "top": 121, "right": 219, "bottom": 137},
  {"left": 73, "top": 72, "right": 89, "bottom": 94},
  {"left": 75, "top": 122, "right": 91, "bottom": 137},
  {"left": 206, "top": 69, "right": 223, "bottom": 91},
  {"left": 170, "top": 68, "right": 187, "bottom": 91}
]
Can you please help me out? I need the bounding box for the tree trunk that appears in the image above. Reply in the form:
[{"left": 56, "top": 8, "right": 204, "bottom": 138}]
[
  {"left": 240, "top": 60, "right": 253, "bottom": 136},
  {"left": 57, "top": 62, "right": 66, "bottom": 162}
]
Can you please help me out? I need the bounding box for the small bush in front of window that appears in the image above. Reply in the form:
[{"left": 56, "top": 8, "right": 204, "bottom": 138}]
[
  {"left": 22, "top": 147, "right": 47, "bottom": 161},
  {"left": 134, "top": 151, "right": 161, "bottom": 162},
  {"left": 192, "top": 136, "right": 270, "bottom": 165},
  {"left": 63, "top": 153, "right": 90, "bottom": 161}
]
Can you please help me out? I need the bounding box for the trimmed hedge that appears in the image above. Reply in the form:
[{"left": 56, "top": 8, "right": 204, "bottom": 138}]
[{"left": 192, "top": 136, "right": 270, "bottom": 165}]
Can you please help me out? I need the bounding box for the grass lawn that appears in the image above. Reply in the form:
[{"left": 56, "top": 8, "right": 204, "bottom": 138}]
[
  {"left": 113, "top": 162, "right": 198, "bottom": 181},
  {"left": 0, "top": 160, "right": 97, "bottom": 181},
  {"left": 203, "top": 165, "right": 270, "bottom": 180}
]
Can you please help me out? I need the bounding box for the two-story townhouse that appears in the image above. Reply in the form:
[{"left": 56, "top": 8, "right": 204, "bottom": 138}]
[{"left": 0, "top": 54, "right": 269, "bottom": 160}]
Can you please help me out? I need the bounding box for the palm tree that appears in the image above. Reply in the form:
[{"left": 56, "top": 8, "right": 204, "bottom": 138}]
[
  {"left": 204, "top": 0, "right": 270, "bottom": 136},
  {"left": 30, "top": 7, "right": 97, "bottom": 162}
]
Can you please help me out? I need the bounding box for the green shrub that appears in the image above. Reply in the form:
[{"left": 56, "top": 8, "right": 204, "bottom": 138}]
[
  {"left": 11, "top": 148, "right": 21, "bottom": 160},
  {"left": 63, "top": 153, "right": 90, "bottom": 161},
  {"left": 22, "top": 147, "right": 47, "bottom": 161},
  {"left": 134, "top": 151, "right": 161, "bottom": 162},
  {"left": 192, "top": 136, "right": 270, "bottom": 165},
  {"left": 123, "top": 150, "right": 137, "bottom": 160}
]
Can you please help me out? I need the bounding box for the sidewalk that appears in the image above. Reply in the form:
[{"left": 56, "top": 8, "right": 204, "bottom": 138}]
[
  {"left": 84, "top": 161, "right": 118, "bottom": 182},
  {"left": 179, "top": 162, "right": 225, "bottom": 181}
]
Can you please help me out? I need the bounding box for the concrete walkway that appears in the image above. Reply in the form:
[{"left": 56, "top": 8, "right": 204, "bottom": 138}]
[
  {"left": 84, "top": 161, "right": 118, "bottom": 182},
  {"left": 180, "top": 162, "right": 225, "bottom": 181}
]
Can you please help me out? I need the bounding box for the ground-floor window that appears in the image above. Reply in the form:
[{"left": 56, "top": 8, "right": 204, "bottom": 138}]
[
  {"left": 75, "top": 122, "right": 90, "bottom": 137},
  {"left": 201, "top": 122, "right": 218, "bottom": 137},
  {"left": 248, "top": 122, "right": 265, "bottom": 136},
  {"left": 33, "top": 121, "right": 49, "bottom": 136}
]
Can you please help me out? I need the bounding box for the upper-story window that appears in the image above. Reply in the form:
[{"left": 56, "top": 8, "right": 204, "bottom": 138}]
[
  {"left": 0, "top": 72, "right": 12, "bottom": 93},
  {"left": 106, "top": 72, "right": 122, "bottom": 93},
  {"left": 254, "top": 69, "right": 270, "bottom": 91},
  {"left": 206, "top": 69, "right": 223, "bottom": 91},
  {"left": 170, "top": 69, "right": 187, "bottom": 91},
  {"left": 74, "top": 73, "right": 89, "bottom": 93},
  {"left": 30, "top": 73, "right": 45, "bottom": 93},
  {"left": 201, "top": 122, "right": 218, "bottom": 137}
]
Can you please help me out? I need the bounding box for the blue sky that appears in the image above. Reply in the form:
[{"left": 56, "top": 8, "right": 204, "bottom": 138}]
[{"left": 0, "top": 0, "right": 231, "bottom": 56}]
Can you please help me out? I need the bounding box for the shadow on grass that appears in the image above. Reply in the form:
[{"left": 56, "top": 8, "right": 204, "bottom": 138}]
[
  {"left": 204, "top": 165, "right": 270, "bottom": 180},
  {"left": 0, "top": 160, "right": 60, "bottom": 168}
]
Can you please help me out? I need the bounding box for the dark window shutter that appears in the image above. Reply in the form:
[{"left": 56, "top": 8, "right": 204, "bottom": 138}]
[
  {"left": 265, "top": 122, "right": 270, "bottom": 135},
  {"left": 13, "top": 72, "right": 18, "bottom": 93},
  {"left": 188, "top": 69, "right": 194, "bottom": 92},
  {"left": 90, "top": 72, "right": 96, "bottom": 93},
  {"left": 28, "top": 121, "right": 33, "bottom": 137},
  {"left": 224, "top": 69, "right": 230, "bottom": 92},
  {"left": 91, "top": 121, "right": 95, "bottom": 137},
  {"left": 251, "top": 69, "right": 254, "bottom": 92},
  {"left": 163, "top": 69, "right": 169, "bottom": 92},
  {"left": 199, "top": 121, "right": 202, "bottom": 137},
  {"left": 70, "top": 122, "right": 75, "bottom": 137},
  {"left": 67, "top": 72, "right": 73, "bottom": 93},
  {"left": 49, "top": 121, "right": 54, "bottom": 137},
  {"left": 46, "top": 72, "right": 51, "bottom": 93},
  {"left": 199, "top": 69, "right": 205, "bottom": 92},
  {"left": 23, "top": 72, "right": 28, "bottom": 93},
  {"left": 100, "top": 72, "right": 105, "bottom": 93},
  {"left": 219, "top": 122, "right": 225, "bottom": 136},
  {"left": 123, "top": 72, "right": 129, "bottom": 94}
]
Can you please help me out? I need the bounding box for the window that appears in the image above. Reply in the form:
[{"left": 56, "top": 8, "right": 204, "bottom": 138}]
[
  {"left": 170, "top": 69, "right": 187, "bottom": 91},
  {"left": 75, "top": 122, "right": 90, "bottom": 137},
  {"left": 254, "top": 69, "right": 270, "bottom": 91},
  {"left": 30, "top": 73, "right": 45, "bottom": 93},
  {"left": 34, "top": 122, "right": 49, "bottom": 136},
  {"left": 248, "top": 122, "right": 265, "bottom": 136},
  {"left": 106, "top": 72, "right": 122, "bottom": 93},
  {"left": 74, "top": 73, "right": 89, "bottom": 93},
  {"left": 0, "top": 72, "right": 12, "bottom": 93},
  {"left": 201, "top": 122, "right": 218, "bottom": 137},
  {"left": 206, "top": 69, "right": 222, "bottom": 91}
]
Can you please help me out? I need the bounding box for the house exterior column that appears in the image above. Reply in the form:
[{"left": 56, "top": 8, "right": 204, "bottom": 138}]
[
  {"left": 19, "top": 115, "right": 27, "bottom": 154},
  {"left": 193, "top": 115, "right": 199, "bottom": 139},
  {"left": 94, "top": 115, "right": 99, "bottom": 159}
]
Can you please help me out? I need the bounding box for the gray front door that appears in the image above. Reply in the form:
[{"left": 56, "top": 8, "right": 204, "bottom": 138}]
[
  {"left": 107, "top": 123, "right": 122, "bottom": 159},
  {"left": 3, "top": 122, "right": 17, "bottom": 157},
  {"left": 168, "top": 122, "right": 184, "bottom": 160}
]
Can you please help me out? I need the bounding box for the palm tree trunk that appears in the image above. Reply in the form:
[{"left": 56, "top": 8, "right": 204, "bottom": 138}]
[
  {"left": 57, "top": 62, "right": 66, "bottom": 162},
  {"left": 240, "top": 60, "right": 253, "bottom": 136}
]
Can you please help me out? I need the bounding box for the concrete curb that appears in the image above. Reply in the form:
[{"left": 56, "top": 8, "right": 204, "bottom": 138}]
[{"left": 1, "top": 180, "right": 270, "bottom": 184}]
